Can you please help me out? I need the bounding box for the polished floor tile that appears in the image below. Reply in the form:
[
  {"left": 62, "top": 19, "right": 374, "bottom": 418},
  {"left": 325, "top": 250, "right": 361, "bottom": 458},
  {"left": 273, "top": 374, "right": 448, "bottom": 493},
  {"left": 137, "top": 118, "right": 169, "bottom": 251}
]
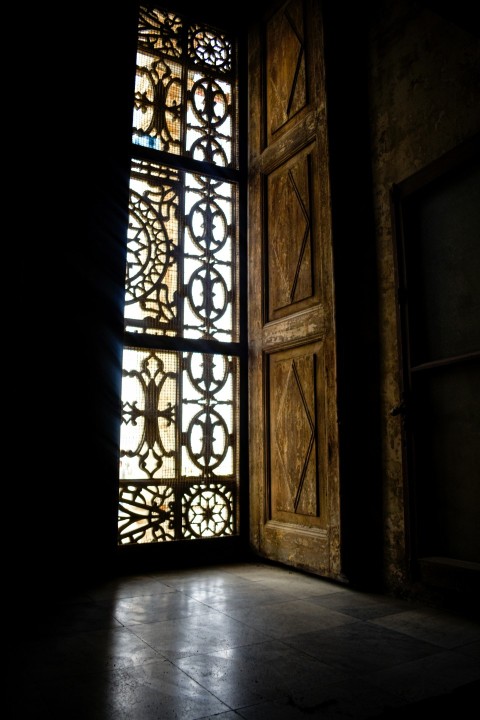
[
  {"left": 307, "top": 589, "right": 414, "bottom": 620},
  {"left": 13, "top": 560, "right": 480, "bottom": 719},
  {"left": 365, "top": 648, "right": 480, "bottom": 702},
  {"left": 106, "top": 589, "right": 209, "bottom": 625},
  {"left": 224, "top": 598, "right": 358, "bottom": 638},
  {"left": 284, "top": 620, "right": 442, "bottom": 672},
  {"left": 175, "top": 639, "right": 351, "bottom": 708},
  {"left": 370, "top": 607, "right": 480, "bottom": 647},
  {"left": 128, "top": 609, "right": 271, "bottom": 660}
]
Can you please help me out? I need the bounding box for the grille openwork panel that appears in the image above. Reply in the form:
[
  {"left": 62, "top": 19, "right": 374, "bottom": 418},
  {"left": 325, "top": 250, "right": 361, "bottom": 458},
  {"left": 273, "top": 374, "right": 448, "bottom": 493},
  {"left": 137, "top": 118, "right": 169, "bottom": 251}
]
[{"left": 118, "top": 4, "right": 240, "bottom": 545}]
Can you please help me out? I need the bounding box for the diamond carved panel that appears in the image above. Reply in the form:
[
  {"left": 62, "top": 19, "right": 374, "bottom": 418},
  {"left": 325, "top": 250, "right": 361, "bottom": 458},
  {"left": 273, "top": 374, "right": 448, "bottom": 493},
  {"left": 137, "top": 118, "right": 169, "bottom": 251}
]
[
  {"left": 267, "top": 150, "right": 313, "bottom": 318},
  {"left": 270, "top": 349, "right": 319, "bottom": 519},
  {"left": 266, "top": 0, "right": 306, "bottom": 137}
]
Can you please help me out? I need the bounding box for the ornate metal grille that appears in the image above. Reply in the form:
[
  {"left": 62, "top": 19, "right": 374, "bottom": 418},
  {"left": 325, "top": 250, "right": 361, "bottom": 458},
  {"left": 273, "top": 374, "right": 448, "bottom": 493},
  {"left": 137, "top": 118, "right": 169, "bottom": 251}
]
[{"left": 119, "top": 4, "right": 240, "bottom": 545}]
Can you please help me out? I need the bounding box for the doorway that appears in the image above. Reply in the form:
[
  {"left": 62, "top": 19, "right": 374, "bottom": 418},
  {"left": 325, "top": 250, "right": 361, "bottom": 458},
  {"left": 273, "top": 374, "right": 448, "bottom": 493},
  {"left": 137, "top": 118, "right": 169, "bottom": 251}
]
[{"left": 393, "top": 133, "right": 480, "bottom": 588}]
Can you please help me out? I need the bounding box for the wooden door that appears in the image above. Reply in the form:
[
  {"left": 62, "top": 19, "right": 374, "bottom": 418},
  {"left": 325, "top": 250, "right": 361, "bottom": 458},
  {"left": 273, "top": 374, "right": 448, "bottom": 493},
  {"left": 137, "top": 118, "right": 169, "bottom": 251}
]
[{"left": 248, "top": 0, "right": 342, "bottom": 579}]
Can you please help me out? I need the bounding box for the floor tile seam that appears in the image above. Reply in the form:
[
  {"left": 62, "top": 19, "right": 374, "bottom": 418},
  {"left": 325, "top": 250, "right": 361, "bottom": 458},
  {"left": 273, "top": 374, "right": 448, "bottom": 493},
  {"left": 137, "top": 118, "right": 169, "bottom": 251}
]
[
  {"left": 105, "top": 602, "right": 275, "bottom": 631},
  {"left": 276, "top": 638, "right": 377, "bottom": 673},
  {"left": 171, "top": 634, "right": 291, "bottom": 663},
  {"left": 182, "top": 599, "right": 345, "bottom": 635},
  {"left": 163, "top": 660, "right": 240, "bottom": 714},
  {"left": 168, "top": 581, "right": 276, "bottom": 595},
  {"left": 362, "top": 618, "right": 478, "bottom": 649},
  {"left": 179, "top": 592, "right": 328, "bottom": 611},
  {"left": 276, "top": 628, "right": 384, "bottom": 667},
  {"left": 172, "top": 649, "right": 329, "bottom": 716},
  {"left": 244, "top": 589, "right": 350, "bottom": 603},
  {"left": 110, "top": 597, "right": 220, "bottom": 626},
  {"left": 119, "top": 624, "right": 181, "bottom": 660},
  {"left": 276, "top": 640, "right": 442, "bottom": 677},
  {"left": 294, "top": 589, "right": 358, "bottom": 600},
  {"left": 208, "top": 611, "right": 281, "bottom": 642},
  {"left": 358, "top": 663, "right": 480, "bottom": 702},
  {"left": 87, "top": 582, "right": 226, "bottom": 607},
  {"left": 111, "top": 585, "right": 402, "bottom": 607},
  {"left": 108, "top": 612, "right": 210, "bottom": 627},
  {"left": 368, "top": 607, "right": 480, "bottom": 626},
  {"left": 208, "top": 594, "right": 361, "bottom": 614},
  {"left": 192, "top": 695, "right": 266, "bottom": 719},
  {"left": 296, "top": 596, "right": 407, "bottom": 615},
  {"left": 277, "top": 680, "right": 403, "bottom": 716},
  {"left": 75, "top": 587, "right": 357, "bottom": 618},
  {"left": 164, "top": 573, "right": 302, "bottom": 587},
  {"left": 221, "top": 573, "right": 293, "bottom": 582},
  {"left": 183, "top": 645, "right": 365, "bottom": 689},
  {"left": 365, "top": 615, "right": 468, "bottom": 642},
  {"left": 274, "top": 622, "right": 448, "bottom": 664},
  {"left": 362, "top": 645, "right": 457, "bottom": 676},
  {"left": 82, "top": 567, "right": 474, "bottom": 611},
  {"left": 152, "top": 634, "right": 297, "bottom": 662},
  {"left": 149, "top": 570, "right": 259, "bottom": 584},
  {"left": 89, "top": 593, "right": 177, "bottom": 625},
  {"left": 88, "top": 576, "right": 356, "bottom": 603},
  {"left": 265, "top": 617, "right": 366, "bottom": 643},
  {"left": 185, "top": 668, "right": 361, "bottom": 718},
  {"left": 172, "top": 635, "right": 306, "bottom": 663},
  {"left": 189, "top": 672, "right": 401, "bottom": 718},
  {"left": 245, "top": 581, "right": 349, "bottom": 595},
  {"left": 149, "top": 565, "right": 347, "bottom": 585},
  {"left": 88, "top": 586, "right": 179, "bottom": 602},
  {"left": 172, "top": 583, "right": 305, "bottom": 602},
  {"left": 155, "top": 583, "right": 265, "bottom": 597}
]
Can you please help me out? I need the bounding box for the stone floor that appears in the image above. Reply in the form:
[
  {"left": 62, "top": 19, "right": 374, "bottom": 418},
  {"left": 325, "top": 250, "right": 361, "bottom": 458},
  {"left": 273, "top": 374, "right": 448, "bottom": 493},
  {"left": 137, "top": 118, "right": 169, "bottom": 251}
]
[{"left": 11, "top": 560, "right": 480, "bottom": 718}]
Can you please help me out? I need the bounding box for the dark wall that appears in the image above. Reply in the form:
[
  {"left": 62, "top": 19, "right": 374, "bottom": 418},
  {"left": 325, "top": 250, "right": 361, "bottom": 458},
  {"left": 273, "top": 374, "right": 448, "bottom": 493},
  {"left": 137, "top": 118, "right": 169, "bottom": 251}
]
[{"left": 25, "top": 3, "right": 138, "bottom": 598}]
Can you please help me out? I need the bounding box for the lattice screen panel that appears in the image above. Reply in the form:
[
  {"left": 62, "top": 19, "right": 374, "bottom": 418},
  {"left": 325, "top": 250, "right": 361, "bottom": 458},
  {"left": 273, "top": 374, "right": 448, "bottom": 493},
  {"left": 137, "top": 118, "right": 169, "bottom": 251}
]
[{"left": 118, "top": 5, "right": 240, "bottom": 545}]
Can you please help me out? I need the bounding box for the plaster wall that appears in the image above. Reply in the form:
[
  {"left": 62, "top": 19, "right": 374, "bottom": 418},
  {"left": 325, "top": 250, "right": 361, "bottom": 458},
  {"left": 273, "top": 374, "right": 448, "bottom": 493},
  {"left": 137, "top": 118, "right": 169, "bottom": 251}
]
[{"left": 367, "top": 0, "right": 480, "bottom": 592}]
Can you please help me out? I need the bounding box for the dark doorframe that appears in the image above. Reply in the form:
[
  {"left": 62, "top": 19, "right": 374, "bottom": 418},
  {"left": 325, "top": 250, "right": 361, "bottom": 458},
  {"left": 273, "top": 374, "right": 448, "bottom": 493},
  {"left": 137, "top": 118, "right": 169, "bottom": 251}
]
[{"left": 392, "top": 133, "right": 480, "bottom": 599}]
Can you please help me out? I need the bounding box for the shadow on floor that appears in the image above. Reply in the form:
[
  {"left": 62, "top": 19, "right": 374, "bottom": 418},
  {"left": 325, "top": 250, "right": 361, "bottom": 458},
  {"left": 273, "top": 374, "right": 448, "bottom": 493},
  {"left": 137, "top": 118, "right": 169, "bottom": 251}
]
[{"left": 371, "top": 679, "right": 479, "bottom": 717}]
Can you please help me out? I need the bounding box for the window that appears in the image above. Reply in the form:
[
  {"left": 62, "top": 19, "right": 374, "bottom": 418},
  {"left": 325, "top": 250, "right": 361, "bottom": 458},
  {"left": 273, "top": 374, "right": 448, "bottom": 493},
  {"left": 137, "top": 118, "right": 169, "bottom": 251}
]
[{"left": 117, "top": 4, "right": 243, "bottom": 545}]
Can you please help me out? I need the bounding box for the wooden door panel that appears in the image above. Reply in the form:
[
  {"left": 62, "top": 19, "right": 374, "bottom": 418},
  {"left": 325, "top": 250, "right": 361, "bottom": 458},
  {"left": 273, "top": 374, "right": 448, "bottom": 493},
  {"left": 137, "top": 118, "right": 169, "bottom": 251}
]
[
  {"left": 262, "top": 306, "right": 325, "bottom": 350},
  {"left": 248, "top": 0, "right": 341, "bottom": 579},
  {"left": 267, "top": 146, "right": 314, "bottom": 317},
  {"left": 269, "top": 341, "right": 327, "bottom": 526},
  {"left": 266, "top": 0, "right": 307, "bottom": 140}
]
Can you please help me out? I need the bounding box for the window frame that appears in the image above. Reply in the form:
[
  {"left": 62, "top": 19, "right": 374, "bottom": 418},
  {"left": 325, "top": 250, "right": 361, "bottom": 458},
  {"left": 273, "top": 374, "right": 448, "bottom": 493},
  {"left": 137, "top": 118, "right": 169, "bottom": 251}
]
[{"left": 116, "top": 1, "right": 249, "bottom": 553}]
